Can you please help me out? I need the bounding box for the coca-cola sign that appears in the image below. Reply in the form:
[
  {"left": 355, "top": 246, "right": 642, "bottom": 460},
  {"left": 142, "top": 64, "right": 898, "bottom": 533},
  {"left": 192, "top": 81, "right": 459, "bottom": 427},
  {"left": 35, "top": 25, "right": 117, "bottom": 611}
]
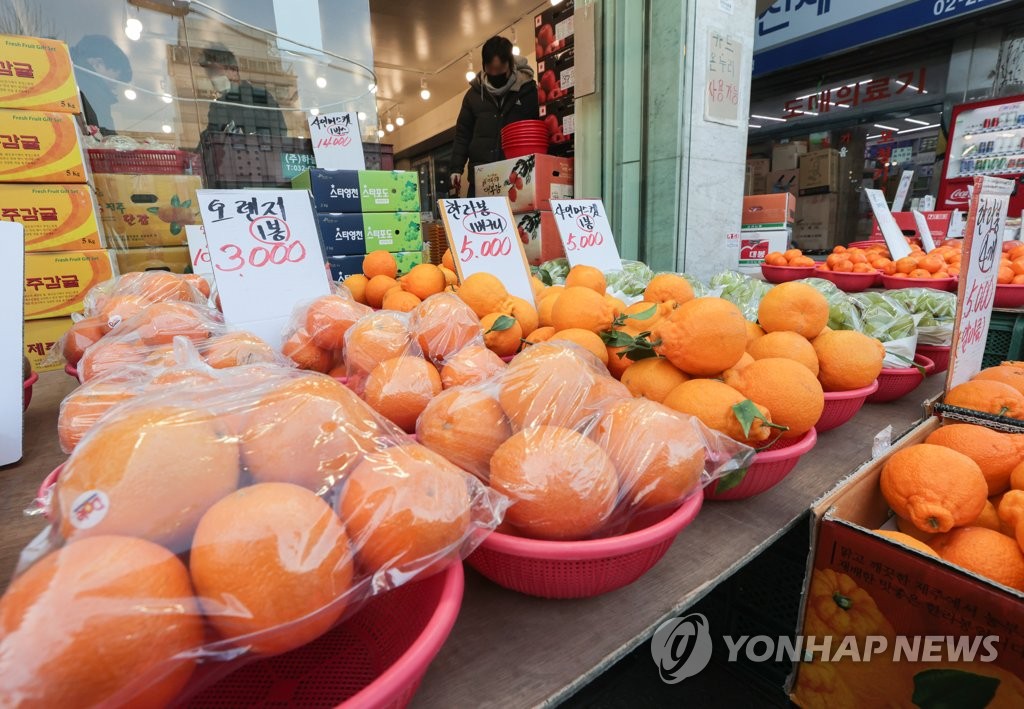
[{"left": 948, "top": 188, "right": 970, "bottom": 204}]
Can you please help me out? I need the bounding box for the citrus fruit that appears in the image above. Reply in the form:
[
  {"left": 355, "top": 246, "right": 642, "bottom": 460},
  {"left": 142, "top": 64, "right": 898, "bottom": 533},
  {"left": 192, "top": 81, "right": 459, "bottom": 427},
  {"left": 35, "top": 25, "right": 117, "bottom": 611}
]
[
  {"left": 119, "top": 270, "right": 192, "bottom": 303},
  {"left": 57, "top": 404, "right": 239, "bottom": 550},
  {"left": 524, "top": 325, "right": 556, "bottom": 345},
  {"left": 745, "top": 320, "right": 766, "bottom": 346},
  {"left": 747, "top": 331, "right": 819, "bottom": 375},
  {"left": 643, "top": 273, "right": 694, "bottom": 305},
  {"left": 343, "top": 274, "right": 369, "bottom": 304},
  {"left": 973, "top": 364, "right": 1024, "bottom": 396},
  {"left": 652, "top": 297, "right": 747, "bottom": 376},
  {"left": 489, "top": 426, "right": 619, "bottom": 540},
  {"left": 501, "top": 295, "right": 540, "bottom": 336},
  {"left": 457, "top": 272, "right": 508, "bottom": 318},
  {"left": 182, "top": 273, "right": 212, "bottom": 299},
  {"left": 932, "top": 526, "right": 1024, "bottom": 591},
  {"left": 202, "top": 331, "right": 277, "bottom": 369},
  {"left": 134, "top": 302, "right": 213, "bottom": 346},
  {"left": 78, "top": 341, "right": 147, "bottom": 382},
  {"left": 945, "top": 379, "right": 1024, "bottom": 419},
  {"left": 365, "top": 275, "right": 400, "bottom": 308},
  {"left": 305, "top": 295, "right": 372, "bottom": 350},
  {"left": 481, "top": 313, "right": 524, "bottom": 357},
  {"left": 662, "top": 378, "right": 773, "bottom": 447},
  {"left": 871, "top": 529, "right": 937, "bottom": 557},
  {"left": 880, "top": 443, "right": 988, "bottom": 533},
  {"left": 400, "top": 263, "right": 446, "bottom": 300},
  {"left": 339, "top": 444, "right": 472, "bottom": 572},
  {"left": 440, "top": 266, "right": 459, "bottom": 287},
  {"left": 191, "top": 482, "right": 353, "bottom": 655},
  {"left": 812, "top": 330, "right": 885, "bottom": 391},
  {"left": 417, "top": 387, "right": 512, "bottom": 476},
  {"left": 363, "top": 355, "right": 443, "bottom": 432},
  {"left": 409, "top": 293, "right": 481, "bottom": 364},
  {"left": 344, "top": 312, "right": 413, "bottom": 376},
  {"left": 972, "top": 499, "right": 1003, "bottom": 533},
  {"left": 620, "top": 357, "right": 689, "bottom": 403},
  {"left": 441, "top": 249, "right": 455, "bottom": 271},
  {"left": 98, "top": 295, "right": 147, "bottom": 331},
  {"left": 537, "top": 292, "right": 560, "bottom": 328},
  {"left": 621, "top": 301, "right": 669, "bottom": 329},
  {"left": 593, "top": 398, "right": 705, "bottom": 509},
  {"left": 0, "top": 535, "right": 202, "bottom": 708},
  {"left": 439, "top": 344, "right": 506, "bottom": 389},
  {"left": 551, "top": 286, "right": 616, "bottom": 334},
  {"left": 924, "top": 424, "right": 1024, "bottom": 496},
  {"left": 550, "top": 328, "right": 609, "bottom": 364},
  {"left": 758, "top": 282, "right": 829, "bottom": 339},
  {"left": 57, "top": 379, "right": 137, "bottom": 452},
  {"left": 363, "top": 250, "right": 398, "bottom": 279},
  {"left": 565, "top": 265, "right": 606, "bottom": 293},
  {"left": 723, "top": 358, "right": 824, "bottom": 438},
  {"left": 382, "top": 287, "right": 422, "bottom": 312},
  {"left": 282, "top": 328, "right": 332, "bottom": 373},
  {"left": 63, "top": 316, "right": 107, "bottom": 365},
  {"left": 998, "top": 490, "right": 1024, "bottom": 534}
]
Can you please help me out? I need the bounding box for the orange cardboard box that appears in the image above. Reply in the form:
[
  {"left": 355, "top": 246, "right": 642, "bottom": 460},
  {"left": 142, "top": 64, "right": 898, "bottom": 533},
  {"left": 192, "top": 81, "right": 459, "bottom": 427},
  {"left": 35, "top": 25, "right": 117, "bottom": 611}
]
[
  {"left": 93, "top": 173, "right": 202, "bottom": 248},
  {"left": 742, "top": 193, "right": 797, "bottom": 229},
  {"left": 0, "top": 109, "right": 87, "bottom": 183},
  {"left": 23, "top": 316, "right": 71, "bottom": 372},
  {"left": 0, "top": 183, "right": 103, "bottom": 251},
  {"left": 24, "top": 249, "right": 116, "bottom": 320},
  {"left": 0, "top": 35, "right": 79, "bottom": 113},
  {"left": 115, "top": 245, "right": 190, "bottom": 274}
]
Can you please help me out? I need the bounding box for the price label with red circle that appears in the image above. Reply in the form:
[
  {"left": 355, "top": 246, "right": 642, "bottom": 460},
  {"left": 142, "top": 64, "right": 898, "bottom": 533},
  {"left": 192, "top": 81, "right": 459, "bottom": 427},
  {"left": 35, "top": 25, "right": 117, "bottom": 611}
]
[
  {"left": 198, "top": 189, "right": 331, "bottom": 349},
  {"left": 550, "top": 199, "right": 622, "bottom": 272}
]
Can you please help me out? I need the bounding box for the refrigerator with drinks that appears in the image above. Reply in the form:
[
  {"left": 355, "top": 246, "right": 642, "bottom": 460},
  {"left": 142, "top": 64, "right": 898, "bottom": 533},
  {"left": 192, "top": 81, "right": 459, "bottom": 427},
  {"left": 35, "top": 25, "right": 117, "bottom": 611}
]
[{"left": 939, "top": 94, "right": 1024, "bottom": 215}]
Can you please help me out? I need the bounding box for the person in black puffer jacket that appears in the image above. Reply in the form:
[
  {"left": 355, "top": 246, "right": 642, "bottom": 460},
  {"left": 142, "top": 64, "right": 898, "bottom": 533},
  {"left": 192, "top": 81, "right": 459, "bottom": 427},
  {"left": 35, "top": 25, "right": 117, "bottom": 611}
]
[{"left": 450, "top": 36, "right": 539, "bottom": 197}]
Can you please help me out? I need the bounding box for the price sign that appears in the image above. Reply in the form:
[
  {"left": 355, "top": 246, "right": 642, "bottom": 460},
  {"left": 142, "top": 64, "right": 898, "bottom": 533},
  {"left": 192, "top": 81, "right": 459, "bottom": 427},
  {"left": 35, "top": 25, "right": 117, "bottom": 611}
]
[
  {"left": 550, "top": 199, "right": 623, "bottom": 272},
  {"left": 198, "top": 189, "right": 331, "bottom": 349},
  {"left": 0, "top": 222, "right": 24, "bottom": 465},
  {"left": 911, "top": 210, "right": 937, "bottom": 253},
  {"left": 184, "top": 225, "right": 213, "bottom": 276},
  {"left": 866, "top": 188, "right": 913, "bottom": 261},
  {"left": 307, "top": 111, "right": 365, "bottom": 171},
  {"left": 439, "top": 197, "right": 535, "bottom": 305},
  {"left": 891, "top": 169, "right": 914, "bottom": 212},
  {"left": 947, "top": 176, "right": 1014, "bottom": 390}
]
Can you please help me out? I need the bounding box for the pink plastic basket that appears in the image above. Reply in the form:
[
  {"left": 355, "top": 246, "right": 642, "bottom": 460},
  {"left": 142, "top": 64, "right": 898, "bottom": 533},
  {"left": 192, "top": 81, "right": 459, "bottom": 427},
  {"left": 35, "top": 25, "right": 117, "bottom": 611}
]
[
  {"left": 761, "top": 263, "right": 815, "bottom": 283},
  {"left": 22, "top": 371, "right": 38, "bottom": 411},
  {"left": 703, "top": 428, "right": 817, "bottom": 501},
  {"left": 64, "top": 363, "right": 80, "bottom": 382},
  {"left": 866, "top": 354, "right": 935, "bottom": 404},
  {"left": 882, "top": 274, "right": 957, "bottom": 292},
  {"left": 188, "top": 562, "right": 464, "bottom": 709},
  {"left": 817, "top": 381, "right": 880, "bottom": 432},
  {"left": 466, "top": 493, "right": 703, "bottom": 599},
  {"left": 915, "top": 344, "right": 951, "bottom": 374},
  {"left": 814, "top": 268, "right": 877, "bottom": 293},
  {"left": 994, "top": 283, "right": 1024, "bottom": 308}
]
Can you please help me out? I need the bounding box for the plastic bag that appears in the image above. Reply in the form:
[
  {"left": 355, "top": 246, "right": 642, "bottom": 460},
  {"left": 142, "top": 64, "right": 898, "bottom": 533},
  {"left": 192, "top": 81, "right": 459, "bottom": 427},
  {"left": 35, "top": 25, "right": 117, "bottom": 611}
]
[
  {"left": 533, "top": 257, "right": 570, "bottom": 285},
  {"left": 7, "top": 363, "right": 508, "bottom": 708},
  {"left": 849, "top": 292, "right": 920, "bottom": 367},
  {"left": 280, "top": 291, "right": 373, "bottom": 375},
  {"left": 709, "top": 271, "right": 772, "bottom": 321},
  {"left": 886, "top": 288, "right": 956, "bottom": 346},
  {"left": 798, "top": 277, "right": 862, "bottom": 331},
  {"left": 416, "top": 341, "right": 753, "bottom": 540},
  {"left": 605, "top": 260, "right": 656, "bottom": 298}
]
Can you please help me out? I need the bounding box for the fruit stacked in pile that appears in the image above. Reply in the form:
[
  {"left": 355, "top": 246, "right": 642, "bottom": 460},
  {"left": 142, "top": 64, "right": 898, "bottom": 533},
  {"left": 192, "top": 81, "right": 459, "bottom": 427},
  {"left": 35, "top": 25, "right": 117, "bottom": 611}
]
[
  {"left": 816, "top": 242, "right": 962, "bottom": 279},
  {"left": 997, "top": 243, "right": 1024, "bottom": 285},
  {"left": 763, "top": 249, "right": 816, "bottom": 268},
  {"left": 945, "top": 361, "right": 1024, "bottom": 420},
  {"left": 341, "top": 250, "right": 458, "bottom": 312}
]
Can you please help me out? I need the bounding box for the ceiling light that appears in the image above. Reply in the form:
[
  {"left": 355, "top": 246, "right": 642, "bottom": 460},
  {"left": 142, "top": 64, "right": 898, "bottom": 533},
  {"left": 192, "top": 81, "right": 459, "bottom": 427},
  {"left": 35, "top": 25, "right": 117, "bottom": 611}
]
[
  {"left": 123, "top": 88, "right": 136, "bottom": 100},
  {"left": 125, "top": 18, "right": 142, "bottom": 41},
  {"left": 512, "top": 28, "right": 520, "bottom": 56},
  {"left": 357, "top": 111, "right": 367, "bottom": 121},
  {"left": 368, "top": 82, "right": 378, "bottom": 94},
  {"left": 874, "top": 123, "right": 899, "bottom": 131},
  {"left": 420, "top": 78, "right": 430, "bottom": 100},
  {"left": 750, "top": 114, "right": 786, "bottom": 122},
  {"left": 749, "top": 124, "right": 762, "bottom": 129},
  {"left": 551, "top": 0, "right": 563, "bottom": 5},
  {"left": 310, "top": 107, "right": 319, "bottom": 116},
  {"left": 376, "top": 128, "right": 385, "bottom": 138},
  {"left": 866, "top": 134, "right": 883, "bottom": 140},
  {"left": 904, "top": 117, "right": 930, "bottom": 126},
  {"left": 161, "top": 124, "right": 172, "bottom": 134},
  {"left": 161, "top": 93, "right": 173, "bottom": 104},
  {"left": 898, "top": 123, "right": 940, "bottom": 135},
  {"left": 316, "top": 76, "right": 327, "bottom": 89},
  {"left": 395, "top": 113, "right": 405, "bottom": 126},
  {"left": 465, "top": 58, "right": 475, "bottom": 83},
  {"left": 799, "top": 110, "right": 818, "bottom": 116},
  {"left": 385, "top": 113, "right": 394, "bottom": 132}
]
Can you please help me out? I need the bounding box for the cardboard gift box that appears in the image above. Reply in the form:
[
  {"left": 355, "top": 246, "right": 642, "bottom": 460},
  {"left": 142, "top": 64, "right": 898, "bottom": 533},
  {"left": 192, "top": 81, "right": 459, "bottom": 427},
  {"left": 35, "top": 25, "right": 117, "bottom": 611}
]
[
  {"left": 772, "top": 141, "right": 807, "bottom": 172},
  {"left": 798, "top": 149, "right": 841, "bottom": 196},
  {"left": 535, "top": 0, "right": 574, "bottom": 60},
  {"left": 0, "top": 35, "right": 80, "bottom": 113},
  {"left": 24, "top": 249, "right": 116, "bottom": 320},
  {"left": 516, "top": 211, "right": 565, "bottom": 266},
  {"left": 768, "top": 169, "right": 800, "bottom": 196},
  {"left": 538, "top": 97, "right": 575, "bottom": 155},
  {"left": 793, "top": 194, "right": 838, "bottom": 251},
  {"left": 92, "top": 173, "right": 202, "bottom": 248},
  {"left": 293, "top": 169, "right": 421, "bottom": 213},
  {"left": 742, "top": 193, "right": 796, "bottom": 230},
  {"left": 537, "top": 47, "right": 575, "bottom": 105},
  {"left": 23, "top": 316, "right": 71, "bottom": 372},
  {"left": 316, "top": 212, "right": 423, "bottom": 257},
  {"left": 115, "top": 245, "right": 190, "bottom": 274},
  {"left": 0, "top": 109, "right": 87, "bottom": 183},
  {"left": 474, "top": 154, "right": 574, "bottom": 213},
  {"left": 0, "top": 183, "right": 104, "bottom": 252}
]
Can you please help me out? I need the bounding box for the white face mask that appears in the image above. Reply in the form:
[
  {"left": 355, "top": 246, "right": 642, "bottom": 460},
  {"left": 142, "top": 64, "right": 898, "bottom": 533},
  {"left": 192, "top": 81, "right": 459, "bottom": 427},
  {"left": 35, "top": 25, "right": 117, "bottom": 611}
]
[{"left": 210, "top": 74, "right": 232, "bottom": 93}]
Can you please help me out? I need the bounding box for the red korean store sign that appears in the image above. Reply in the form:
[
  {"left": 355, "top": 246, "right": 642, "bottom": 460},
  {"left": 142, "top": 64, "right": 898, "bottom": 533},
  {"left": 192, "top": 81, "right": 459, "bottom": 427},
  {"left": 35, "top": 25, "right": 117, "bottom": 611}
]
[{"left": 781, "top": 67, "right": 927, "bottom": 119}]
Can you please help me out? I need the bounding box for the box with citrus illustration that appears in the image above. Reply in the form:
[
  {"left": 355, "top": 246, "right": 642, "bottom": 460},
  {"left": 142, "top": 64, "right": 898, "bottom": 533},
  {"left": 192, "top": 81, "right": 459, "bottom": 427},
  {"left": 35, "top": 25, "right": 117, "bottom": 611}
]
[
  {"left": 23, "top": 316, "right": 71, "bottom": 372},
  {"left": 790, "top": 418, "right": 1024, "bottom": 708},
  {"left": 92, "top": 174, "right": 201, "bottom": 248},
  {"left": 0, "top": 109, "right": 87, "bottom": 182},
  {"left": 115, "top": 245, "right": 190, "bottom": 274},
  {"left": 24, "top": 249, "right": 116, "bottom": 320},
  {"left": 0, "top": 184, "right": 104, "bottom": 252},
  {"left": 0, "top": 35, "right": 80, "bottom": 113}
]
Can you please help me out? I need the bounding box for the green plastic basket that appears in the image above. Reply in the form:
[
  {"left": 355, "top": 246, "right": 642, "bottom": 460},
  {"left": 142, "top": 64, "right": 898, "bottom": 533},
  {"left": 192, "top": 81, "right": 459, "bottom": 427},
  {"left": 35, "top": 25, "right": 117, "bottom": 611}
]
[{"left": 982, "top": 309, "right": 1024, "bottom": 369}]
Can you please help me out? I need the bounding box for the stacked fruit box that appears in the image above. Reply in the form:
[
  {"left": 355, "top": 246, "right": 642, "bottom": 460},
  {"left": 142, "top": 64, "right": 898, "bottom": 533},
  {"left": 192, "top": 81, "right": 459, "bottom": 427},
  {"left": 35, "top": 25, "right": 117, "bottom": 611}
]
[
  {"left": 291, "top": 168, "right": 423, "bottom": 280},
  {"left": 0, "top": 34, "right": 116, "bottom": 373},
  {"left": 535, "top": 0, "right": 575, "bottom": 157}
]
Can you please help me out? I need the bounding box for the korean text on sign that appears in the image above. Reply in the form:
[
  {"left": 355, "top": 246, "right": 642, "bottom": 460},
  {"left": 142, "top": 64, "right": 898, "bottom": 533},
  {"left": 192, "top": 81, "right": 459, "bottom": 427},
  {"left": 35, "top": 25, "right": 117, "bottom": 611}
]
[
  {"left": 550, "top": 199, "right": 623, "bottom": 273},
  {"left": 758, "top": 0, "right": 833, "bottom": 38},
  {"left": 782, "top": 67, "right": 927, "bottom": 118}
]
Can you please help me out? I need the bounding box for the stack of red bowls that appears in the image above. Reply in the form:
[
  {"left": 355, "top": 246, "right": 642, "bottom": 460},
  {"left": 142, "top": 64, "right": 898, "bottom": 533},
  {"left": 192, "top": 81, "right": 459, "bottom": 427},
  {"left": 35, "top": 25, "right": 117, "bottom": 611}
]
[{"left": 502, "top": 120, "right": 549, "bottom": 158}]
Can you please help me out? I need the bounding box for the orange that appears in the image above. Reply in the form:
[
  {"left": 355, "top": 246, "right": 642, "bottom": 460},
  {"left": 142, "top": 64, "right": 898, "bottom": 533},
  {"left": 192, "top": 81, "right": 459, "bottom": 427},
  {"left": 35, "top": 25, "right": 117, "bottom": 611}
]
[
  {"left": 382, "top": 287, "right": 422, "bottom": 312},
  {"left": 339, "top": 444, "right": 472, "bottom": 571},
  {"left": 747, "top": 330, "right": 819, "bottom": 375},
  {"left": 662, "top": 378, "right": 774, "bottom": 447},
  {"left": 441, "top": 248, "right": 455, "bottom": 271},
  {"left": 202, "top": 331, "right": 277, "bottom": 369},
  {"left": 344, "top": 311, "right": 413, "bottom": 376},
  {"left": 924, "top": 424, "right": 1024, "bottom": 496},
  {"left": 363, "top": 250, "right": 398, "bottom": 279},
  {"left": 605, "top": 293, "right": 628, "bottom": 315},
  {"left": 765, "top": 253, "right": 788, "bottom": 266},
  {"left": 564, "top": 264, "right": 607, "bottom": 293},
  {"left": 524, "top": 325, "right": 556, "bottom": 345},
  {"left": 78, "top": 341, "right": 147, "bottom": 382},
  {"left": 745, "top": 320, "right": 766, "bottom": 346},
  {"left": 945, "top": 380, "right": 1024, "bottom": 419},
  {"left": 784, "top": 248, "right": 802, "bottom": 262},
  {"left": 363, "top": 355, "right": 443, "bottom": 432},
  {"left": 791, "top": 256, "right": 816, "bottom": 267},
  {"left": 0, "top": 535, "right": 202, "bottom": 708},
  {"left": 489, "top": 426, "right": 618, "bottom": 539},
  {"left": 343, "top": 273, "right": 369, "bottom": 304},
  {"left": 551, "top": 286, "right": 616, "bottom": 334},
  {"left": 133, "top": 301, "right": 213, "bottom": 346},
  {"left": 241, "top": 376, "right": 383, "bottom": 491},
  {"left": 365, "top": 274, "right": 400, "bottom": 308},
  {"left": 457, "top": 272, "right": 509, "bottom": 318},
  {"left": 146, "top": 368, "right": 218, "bottom": 389},
  {"left": 723, "top": 357, "right": 824, "bottom": 438},
  {"left": 620, "top": 357, "right": 689, "bottom": 403},
  {"left": 622, "top": 301, "right": 670, "bottom": 329},
  {"left": 812, "top": 330, "right": 885, "bottom": 392},
  {"left": 501, "top": 295, "right": 540, "bottom": 336},
  {"left": 400, "top": 263, "right": 446, "bottom": 300},
  {"left": 481, "top": 312, "right": 524, "bottom": 357},
  {"left": 57, "top": 379, "right": 138, "bottom": 452},
  {"left": 417, "top": 387, "right": 512, "bottom": 476},
  {"left": 880, "top": 443, "right": 988, "bottom": 533},
  {"left": 834, "top": 260, "right": 854, "bottom": 273},
  {"left": 439, "top": 344, "right": 506, "bottom": 388},
  {"left": 190, "top": 482, "right": 354, "bottom": 655},
  {"left": 895, "top": 256, "right": 918, "bottom": 275},
  {"left": 537, "top": 292, "right": 560, "bottom": 328},
  {"left": 98, "top": 295, "right": 147, "bottom": 331},
  {"left": 652, "top": 297, "right": 747, "bottom": 376},
  {"left": 643, "top": 273, "right": 694, "bottom": 305},
  {"left": 896, "top": 515, "right": 937, "bottom": 543},
  {"left": 305, "top": 295, "right": 373, "bottom": 350},
  {"left": 282, "top": 328, "right": 332, "bottom": 372},
  {"left": 973, "top": 363, "right": 1024, "bottom": 396},
  {"left": 758, "top": 282, "right": 829, "bottom": 339},
  {"left": 57, "top": 405, "right": 239, "bottom": 550},
  {"left": 182, "top": 273, "right": 212, "bottom": 299},
  {"left": 908, "top": 268, "right": 932, "bottom": 279},
  {"left": 972, "top": 499, "right": 1003, "bottom": 533},
  {"left": 440, "top": 265, "right": 459, "bottom": 287},
  {"left": 932, "top": 526, "right": 1024, "bottom": 591},
  {"left": 999, "top": 266, "right": 1014, "bottom": 285},
  {"left": 872, "top": 529, "right": 937, "bottom": 557},
  {"left": 1012, "top": 459, "right": 1024, "bottom": 490},
  {"left": 917, "top": 255, "right": 942, "bottom": 274},
  {"left": 998, "top": 490, "right": 1024, "bottom": 534},
  {"left": 328, "top": 361, "right": 348, "bottom": 379},
  {"left": 594, "top": 398, "right": 705, "bottom": 509},
  {"left": 409, "top": 293, "right": 480, "bottom": 364},
  {"left": 62, "top": 316, "right": 107, "bottom": 366},
  {"left": 550, "top": 328, "right": 609, "bottom": 365},
  {"left": 118, "top": 270, "right": 192, "bottom": 303}
]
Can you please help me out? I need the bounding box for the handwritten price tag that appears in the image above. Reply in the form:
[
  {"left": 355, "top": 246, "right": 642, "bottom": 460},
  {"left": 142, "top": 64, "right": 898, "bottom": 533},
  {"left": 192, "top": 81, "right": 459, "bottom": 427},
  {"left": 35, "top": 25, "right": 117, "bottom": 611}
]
[
  {"left": 948, "top": 176, "right": 1015, "bottom": 389},
  {"left": 439, "top": 197, "right": 535, "bottom": 305},
  {"left": 550, "top": 199, "right": 622, "bottom": 272},
  {"left": 911, "top": 210, "right": 936, "bottom": 253},
  {"left": 184, "top": 225, "right": 212, "bottom": 275},
  {"left": 866, "top": 188, "right": 913, "bottom": 261},
  {"left": 198, "top": 189, "right": 331, "bottom": 349},
  {"left": 308, "top": 111, "right": 365, "bottom": 171},
  {"left": 892, "top": 170, "right": 914, "bottom": 212}
]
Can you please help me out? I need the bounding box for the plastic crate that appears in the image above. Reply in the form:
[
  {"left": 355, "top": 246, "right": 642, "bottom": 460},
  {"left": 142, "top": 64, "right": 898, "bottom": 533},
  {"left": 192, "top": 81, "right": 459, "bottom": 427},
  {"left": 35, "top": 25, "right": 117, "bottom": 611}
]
[
  {"left": 87, "top": 149, "right": 203, "bottom": 176},
  {"left": 202, "top": 134, "right": 314, "bottom": 188},
  {"left": 983, "top": 309, "right": 1024, "bottom": 369}
]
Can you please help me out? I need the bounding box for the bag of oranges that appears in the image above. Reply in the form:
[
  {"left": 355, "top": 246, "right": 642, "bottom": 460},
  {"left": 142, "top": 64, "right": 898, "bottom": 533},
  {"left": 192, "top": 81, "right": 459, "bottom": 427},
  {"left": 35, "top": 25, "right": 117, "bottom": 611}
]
[
  {"left": 278, "top": 289, "right": 373, "bottom": 375},
  {"left": 8, "top": 363, "right": 508, "bottom": 707},
  {"left": 416, "top": 341, "right": 753, "bottom": 539}
]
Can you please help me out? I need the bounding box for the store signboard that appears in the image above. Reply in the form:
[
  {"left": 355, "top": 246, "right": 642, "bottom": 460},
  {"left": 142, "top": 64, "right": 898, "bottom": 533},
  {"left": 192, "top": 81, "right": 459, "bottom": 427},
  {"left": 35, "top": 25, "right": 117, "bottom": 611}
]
[
  {"left": 705, "top": 29, "right": 742, "bottom": 126},
  {"left": 439, "top": 197, "right": 535, "bottom": 305},
  {"left": 307, "top": 112, "right": 365, "bottom": 171},
  {"left": 947, "top": 176, "right": 1014, "bottom": 389},
  {"left": 891, "top": 170, "right": 914, "bottom": 212},
  {"left": 865, "top": 188, "right": 912, "bottom": 260},
  {"left": 754, "top": 0, "right": 1015, "bottom": 76},
  {"left": 198, "top": 189, "right": 331, "bottom": 349},
  {"left": 184, "top": 225, "right": 213, "bottom": 276},
  {"left": 550, "top": 199, "right": 623, "bottom": 272},
  {"left": 0, "top": 222, "right": 23, "bottom": 465}
]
